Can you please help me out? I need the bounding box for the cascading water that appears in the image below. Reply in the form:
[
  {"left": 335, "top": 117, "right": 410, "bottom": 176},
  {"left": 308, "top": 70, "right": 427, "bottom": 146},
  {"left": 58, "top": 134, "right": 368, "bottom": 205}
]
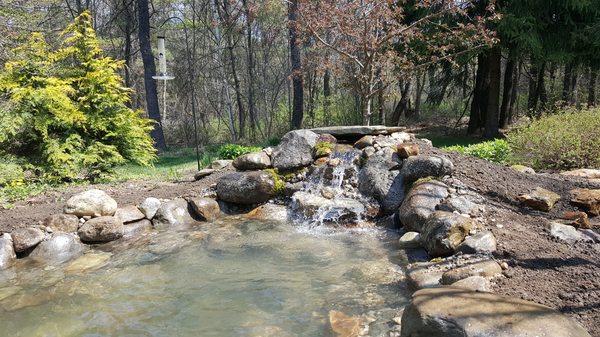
[{"left": 290, "top": 150, "right": 376, "bottom": 228}]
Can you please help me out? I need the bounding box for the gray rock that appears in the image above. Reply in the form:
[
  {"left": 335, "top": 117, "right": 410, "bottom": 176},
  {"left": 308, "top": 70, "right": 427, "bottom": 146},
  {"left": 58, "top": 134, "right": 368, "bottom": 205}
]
[
  {"left": 77, "top": 216, "right": 124, "bottom": 243},
  {"left": 456, "top": 231, "right": 497, "bottom": 254},
  {"left": 210, "top": 159, "right": 233, "bottom": 170},
  {"left": 29, "top": 233, "right": 84, "bottom": 265},
  {"left": 398, "top": 232, "right": 422, "bottom": 249},
  {"left": 0, "top": 234, "right": 16, "bottom": 270},
  {"left": 358, "top": 155, "right": 404, "bottom": 215},
  {"left": 400, "top": 155, "right": 454, "bottom": 182},
  {"left": 114, "top": 205, "right": 145, "bottom": 224},
  {"left": 272, "top": 130, "right": 319, "bottom": 170},
  {"left": 216, "top": 171, "right": 275, "bottom": 205},
  {"left": 64, "top": 189, "right": 118, "bottom": 217},
  {"left": 123, "top": 219, "right": 153, "bottom": 238},
  {"left": 401, "top": 287, "right": 592, "bottom": 337},
  {"left": 194, "top": 168, "right": 217, "bottom": 180},
  {"left": 233, "top": 151, "right": 272, "bottom": 170},
  {"left": 399, "top": 180, "right": 449, "bottom": 232},
  {"left": 189, "top": 197, "right": 220, "bottom": 221},
  {"left": 139, "top": 197, "right": 162, "bottom": 220},
  {"left": 10, "top": 228, "right": 45, "bottom": 253},
  {"left": 152, "top": 199, "right": 200, "bottom": 229},
  {"left": 548, "top": 222, "right": 583, "bottom": 244},
  {"left": 437, "top": 196, "right": 478, "bottom": 215},
  {"left": 441, "top": 260, "right": 503, "bottom": 284},
  {"left": 451, "top": 276, "right": 491, "bottom": 292},
  {"left": 390, "top": 132, "right": 412, "bottom": 143},
  {"left": 421, "top": 211, "right": 475, "bottom": 257},
  {"left": 42, "top": 214, "right": 79, "bottom": 232}
]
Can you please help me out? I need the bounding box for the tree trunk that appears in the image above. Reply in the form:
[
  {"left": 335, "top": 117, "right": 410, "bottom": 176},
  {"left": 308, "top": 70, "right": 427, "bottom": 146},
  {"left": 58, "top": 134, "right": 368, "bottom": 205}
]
[
  {"left": 508, "top": 60, "right": 520, "bottom": 124},
  {"left": 467, "top": 53, "right": 490, "bottom": 135},
  {"left": 562, "top": 62, "right": 573, "bottom": 105},
  {"left": 537, "top": 62, "right": 547, "bottom": 115},
  {"left": 499, "top": 49, "right": 516, "bottom": 128},
  {"left": 288, "top": 0, "right": 303, "bottom": 129},
  {"left": 242, "top": 0, "right": 257, "bottom": 139},
  {"left": 413, "top": 72, "right": 425, "bottom": 121},
  {"left": 323, "top": 69, "right": 331, "bottom": 126},
  {"left": 485, "top": 48, "right": 501, "bottom": 138},
  {"left": 136, "top": 0, "right": 167, "bottom": 151},
  {"left": 589, "top": 67, "right": 597, "bottom": 107},
  {"left": 527, "top": 61, "right": 539, "bottom": 113}
]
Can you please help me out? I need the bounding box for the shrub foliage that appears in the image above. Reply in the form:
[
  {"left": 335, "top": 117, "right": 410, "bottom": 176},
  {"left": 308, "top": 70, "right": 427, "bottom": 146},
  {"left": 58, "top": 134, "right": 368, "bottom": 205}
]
[
  {"left": 444, "top": 139, "right": 511, "bottom": 163},
  {"left": 0, "top": 11, "right": 155, "bottom": 181},
  {"left": 217, "top": 144, "right": 262, "bottom": 160},
  {"left": 507, "top": 107, "right": 600, "bottom": 170}
]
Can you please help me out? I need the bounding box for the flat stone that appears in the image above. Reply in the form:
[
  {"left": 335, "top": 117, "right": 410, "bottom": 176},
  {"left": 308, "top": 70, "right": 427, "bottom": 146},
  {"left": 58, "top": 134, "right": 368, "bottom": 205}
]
[
  {"left": 517, "top": 187, "right": 560, "bottom": 212},
  {"left": 400, "top": 156, "right": 454, "bottom": 183},
  {"left": 570, "top": 189, "right": 600, "bottom": 216},
  {"left": 311, "top": 125, "right": 405, "bottom": 141},
  {"left": 10, "top": 227, "right": 45, "bottom": 253},
  {"left": 451, "top": 276, "right": 491, "bottom": 292},
  {"left": 456, "top": 231, "right": 497, "bottom": 254},
  {"left": 329, "top": 310, "right": 361, "bottom": 337},
  {"left": 397, "top": 143, "right": 419, "bottom": 158},
  {"left": 398, "top": 232, "right": 422, "bottom": 249},
  {"left": 0, "top": 234, "right": 16, "bottom": 270},
  {"left": 561, "top": 168, "right": 600, "bottom": 180},
  {"left": 29, "top": 233, "right": 84, "bottom": 265},
  {"left": 189, "top": 197, "right": 220, "bottom": 221},
  {"left": 441, "top": 260, "right": 503, "bottom": 284},
  {"left": 548, "top": 222, "right": 584, "bottom": 244},
  {"left": 399, "top": 180, "right": 449, "bottom": 232},
  {"left": 421, "top": 211, "right": 475, "bottom": 257},
  {"left": 400, "top": 287, "right": 591, "bottom": 337},
  {"left": 64, "top": 189, "right": 117, "bottom": 217},
  {"left": 123, "top": 219, "right": 153, "bottom": 238},
  {"left": 64, "top": 252, "right": 111, "bottom": 273},
  {"left": 194, "top": 169, "right": 217, "bottom": 180},
  {"left": 210, "top": 159, "right": 233, "bottom": 170},
  {"left": 114, "top": 205, "right": 145, "bottom": 224},
  {"left": 560, "top": 211, "right": 591, "bottom": 229},
  {"left": 77, "top": 216, "right": 124, "bottom": 243},
  {"left": 139, "top": 197, "right": 162, "bottom": 220},
  {"left": 42, "top": 214, "right": 79, "bottom": 233},
  {"left": 233, "top": 151, "right": 272, "bottom": 170}
]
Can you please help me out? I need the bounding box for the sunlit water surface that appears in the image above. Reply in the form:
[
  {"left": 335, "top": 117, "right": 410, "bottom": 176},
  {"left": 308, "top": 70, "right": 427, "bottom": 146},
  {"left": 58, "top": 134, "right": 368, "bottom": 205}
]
[{"left": 0, "top": 218, "right": 409, "bottom": 337}]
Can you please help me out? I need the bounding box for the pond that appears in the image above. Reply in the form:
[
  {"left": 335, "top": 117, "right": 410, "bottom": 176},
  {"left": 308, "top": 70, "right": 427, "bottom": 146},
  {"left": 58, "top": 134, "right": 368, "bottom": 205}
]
[{"left": 0, "top": 217, "right": 409, "bottom": 337}]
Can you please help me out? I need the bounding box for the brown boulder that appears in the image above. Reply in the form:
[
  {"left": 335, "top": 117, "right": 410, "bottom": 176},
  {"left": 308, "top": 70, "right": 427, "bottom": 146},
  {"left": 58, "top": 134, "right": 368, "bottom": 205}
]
[
  {"left": 421, "top": 211, "right": 475, "bottom": 257},
  {"left": 560, "top": 211, "right": 591, "bottom": 229},
  {"left": 570, "top": 189, "right": 600, "bottom": 216},
  {"left": 43, "top": 214, "right": 79, "bottom": 232},
  {"left": 189, "top": 197, "right": 220, "bottom": 221},
  {"left": 397, "top": 143, "right": 420, "bottom": 158},
  {"left": 77, "top": 216, "right": 124, "bottom": 243},
  {"left": 11, "top": 227, "right": 45, "bottom": 253}
]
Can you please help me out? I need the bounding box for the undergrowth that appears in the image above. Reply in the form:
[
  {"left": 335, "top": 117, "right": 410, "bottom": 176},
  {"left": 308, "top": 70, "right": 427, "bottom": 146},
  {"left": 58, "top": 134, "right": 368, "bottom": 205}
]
[{"left": 443, "top": 139, "right": 511, "bottom": 163}]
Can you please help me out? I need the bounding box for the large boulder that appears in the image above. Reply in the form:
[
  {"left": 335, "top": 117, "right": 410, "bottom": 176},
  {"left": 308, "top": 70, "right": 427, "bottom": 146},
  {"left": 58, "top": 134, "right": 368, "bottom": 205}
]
[
  {"left": 0, "top": 234, "right": 16, "bottom": 270},
  {"left": 272, "top": 130, "right": 319, "bottom": 170},
  {"left": 29, "top": 233, "right": 84, "bottom": 265},
  {"left": 358, "top": 155, "right": 404, "bottom": 215},
  {"left": 399, "top": 180, "right": 449, "bottom": 232},
  {"left": 189, "top": 197, "right": 220, "bottom": 221},
  {"left": 233, "top": 151, "right": 272, "bottom": 170},
  {"left": 42, "top": 214, "right": 79, "bottom": 233},
  {"left": 570, "top": 189, "right": 600, "bottom": 216},
  {"left": 64, "top": 189, "right": 117, "bottom": 217},
  {"left": 216, "top": 171, "right": 276, "bottom": 205},
  {"left": 400, "top": 287, "right": 591, "bottom": 337},
  {"left": 11, "top": 227, "right": 45, "bottom": 253},
  {"left": 152, "top": 199, "right": 200, "bottom": 229},
  {"left": 77, "top": 216, "right": 124, "bottom": 243},
  {"left": 517, "top": 187, "right": 560, "bottom": 212},
  {"left": 421, "top": 211, "right": 475, "bottom": 257},
  {"left": 400, "top": 156, "right": 454, "bottom": 183}
]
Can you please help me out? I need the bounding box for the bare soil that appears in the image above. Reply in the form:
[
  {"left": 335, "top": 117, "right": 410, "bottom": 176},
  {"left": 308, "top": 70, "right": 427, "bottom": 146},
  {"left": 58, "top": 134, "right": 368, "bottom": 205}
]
[{"left": 1, "top": 143, "right": 599, "bottom": 335}]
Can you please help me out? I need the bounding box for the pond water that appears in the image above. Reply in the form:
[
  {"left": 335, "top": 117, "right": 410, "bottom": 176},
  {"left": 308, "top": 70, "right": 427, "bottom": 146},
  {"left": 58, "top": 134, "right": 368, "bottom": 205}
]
[{"left": 0, "top": 218, "right": 409, "bottom": 337}]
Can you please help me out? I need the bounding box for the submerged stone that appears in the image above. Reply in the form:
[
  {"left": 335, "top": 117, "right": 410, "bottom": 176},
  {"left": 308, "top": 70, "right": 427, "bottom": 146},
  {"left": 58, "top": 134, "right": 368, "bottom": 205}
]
[{"left": 29, "top": 233, "right": 84, "bottom": 265}]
